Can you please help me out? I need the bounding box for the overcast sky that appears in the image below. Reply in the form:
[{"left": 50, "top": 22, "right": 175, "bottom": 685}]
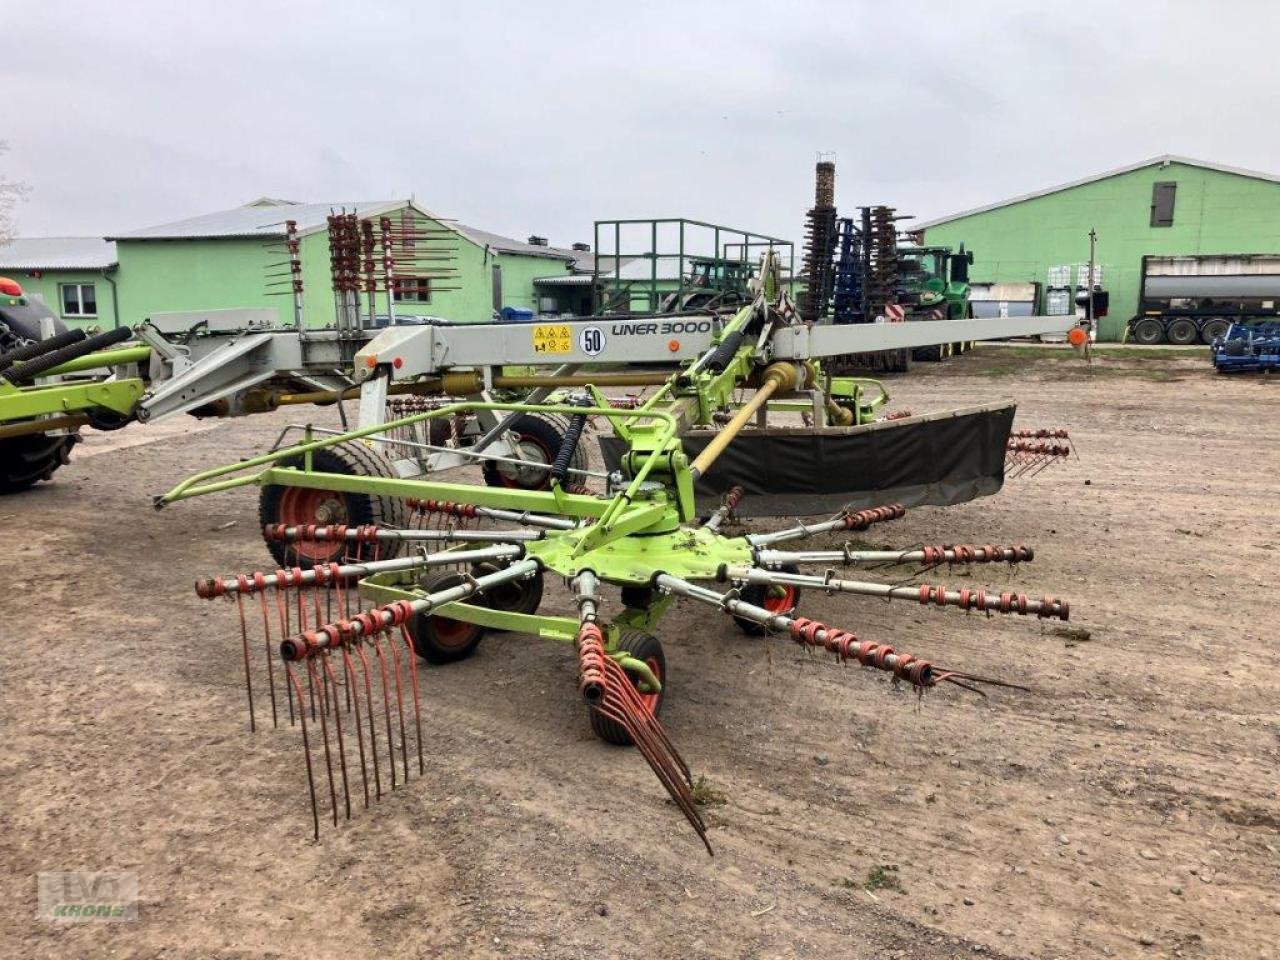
[{"left": 4, "top": 1, "right": 1279, "bottom": 247}]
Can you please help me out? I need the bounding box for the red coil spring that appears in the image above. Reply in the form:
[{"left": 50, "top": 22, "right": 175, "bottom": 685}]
[
  {"left": 576, "top": 622, "right": 608, "bottom": 701},
  {"left": 281, "top": 599, "right": 418, "bottom": 661},
  {"left": 1011, "top": 428, "right": 1069, "bottom": 439},
  {"left": 843, "top": 503, "right": 906, "bottom": 530},
  {"left": 722, "top": 485, "right": 745, "bottom": 512},
  {"left": 1006, "top": 440, "right": 1071, "bottom": 457},
  {"left": 918, "top": 544, "right": 1033, "bottom": 565},
  {"left": 788, "top": 617, "right": 934, "bottom": 686},
  {"left": 917, "top": 585, "right": 1068, "bottom": 620},
  {"left": 405, "top": 498, "right": 480, "bottom": 518}
]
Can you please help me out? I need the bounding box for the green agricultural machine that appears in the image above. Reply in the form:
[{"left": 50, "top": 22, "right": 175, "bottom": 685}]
[
  {"left": 0, "top": 277, "right": 147, "bottom": 491},
  {"left": 801, "top": 160, "right": 977, "bottom": 371},
  {"left": 3, "top": 194, "right": 1083, "bottom": 853},
  {"left": 901, "top": 244, "right": 976, "bottom": 362},
  {"left": 160, "top": 252, "right": 1080, "bottom": 851}
]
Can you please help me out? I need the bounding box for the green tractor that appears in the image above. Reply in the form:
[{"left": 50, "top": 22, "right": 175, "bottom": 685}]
[{"left": 901, "top": 244, "right": 974, "bottom": 362}]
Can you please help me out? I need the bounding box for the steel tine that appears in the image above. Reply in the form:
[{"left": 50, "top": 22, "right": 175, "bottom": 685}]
[
  {"left": 322, "top": 652, "right": 353, "bottom": 820},
  {"left": 597, "top": 685, "right": 709, "bottom": 853},
  {"left": 610, "top": 662, "right": 694, "bottom": 785},
  {"left": 286, "top": 664, "right": 321, "bottom": 841},
  {"left": 355, "top": 644, "right": 383, "bottom": 800},
  {"left": 372, "top": 633, "right": 398, "bottom": 790},
  {"left": 400, "top": 625, "right": 426, "bottom": 775},
  {"left": 256, "top": 591, "right": 279, "bottom": 728},
  {"left": 274, "top": 588, "right": 296, "bottom": 726},
  {"left": 307, "top": 658, "right": 339, "bottom": 827},
  {"left": 341, "top": 647, "right": 371, "bottom": 809},
  {"left": 388, "top": 628, "right": 410, "bottom": 783},
  {"left": 233, "top": 592, "right": 257, "bottom": 732}
]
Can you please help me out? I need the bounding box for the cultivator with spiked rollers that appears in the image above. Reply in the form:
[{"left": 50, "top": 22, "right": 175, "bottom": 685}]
[{"left": 165, "top": 259, "right": 1078, "bottom": 852}]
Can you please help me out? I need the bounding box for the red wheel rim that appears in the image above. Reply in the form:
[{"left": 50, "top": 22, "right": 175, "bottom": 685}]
[
  {"left": 635, "top": 656, "right": 662, "bottom": 714},
  {"left": 430, "top": 614, "right": 474, "bottom": 650},
  {"left": 276, "top": 487, "right": 347, "bottom": 562},
  {"left": 763, "top": 585, "right": 797, "bottom": 614}
]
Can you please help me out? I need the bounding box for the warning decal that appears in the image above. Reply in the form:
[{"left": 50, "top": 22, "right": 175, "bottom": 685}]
[{"left": 532, "top": 324, "right": 573, "bottom": 354}]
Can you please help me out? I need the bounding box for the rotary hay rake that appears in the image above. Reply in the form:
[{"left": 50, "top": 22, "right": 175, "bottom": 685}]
[{"left": 165, "top": 280, "right": 1076, "bottom": 854}]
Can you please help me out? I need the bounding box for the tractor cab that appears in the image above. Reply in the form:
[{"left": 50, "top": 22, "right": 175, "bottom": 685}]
[
  {"left": 898, "top": 245, "right": 972, "bottom": 319},
  {"left": 0, "top": 276, "right": 68, "bottom": 348}
]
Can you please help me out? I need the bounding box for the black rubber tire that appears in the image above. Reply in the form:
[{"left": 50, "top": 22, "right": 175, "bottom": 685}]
[
  {"left": 1130, "top": 318, "right": 1165, "bottom": 345},
  {"left": 886, "top": 348, "right": 912, "bottom": 373},
  {"left": 1166, "top": 318, "right": 1199, "bottom": 346},
  {"left": 1200, "top": 318, "right": 1231, "bottom": 345},
  {"left": 258, "top": 440, "right": 407, "bottom": 568},
  {"left": 590, "top": 630, "right": 666, "bottom": 746},
  {"left": 620, "top": 585, "right": 654, "bottom": 610},
  {"left": 473, "top": 561, "right": 543, "bottom": 616},
  {"left": 913, "top": 344, "right": 943, "bottom": 362},
  {"left": 734, "top": 564, "right": 802, "bottom": 635},
  {"left": 481, "top": 413, "right": 590, "bottom": 491},
  {"left": 0, "top": 432, "right": 79, "bottom": 494},
  {"left": 406, "top": 570, "right": 487, "bottom": 664}
]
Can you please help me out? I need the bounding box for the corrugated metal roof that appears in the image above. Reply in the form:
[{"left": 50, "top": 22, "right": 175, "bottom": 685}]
[
  {"left": 915, "top": 155, "right": 1280, "bottom": 230},
  {"left": 599, "top": 255, "right": 688, "bottom": 282},
  {"left": 108, "top": 199, "right": 405, "bottom": 240},
  {"left": 108, "top": 198, "right": 578, "bottom": 264},
  {"left": 533, "top": 273, "right": 594, "bottom": 286},
  {"left": 450, "top": 224, "right": 574, "bottom": 262},
  {"left": 0, "top": 237, "right": 118, "bottom": 270}
]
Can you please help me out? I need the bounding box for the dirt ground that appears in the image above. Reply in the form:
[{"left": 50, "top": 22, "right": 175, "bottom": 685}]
[{"left": 3, "top": 347, "right": 1278, "bottom": 960}]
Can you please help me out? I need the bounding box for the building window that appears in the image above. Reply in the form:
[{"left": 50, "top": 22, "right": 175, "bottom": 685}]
[
  {"left": 392, "top": 277, "right": 430, "bottom": 303},
  {"left": 1150, "top": 181, "right": 1176, "bottom": 227},
  {"left": 60, "top": 283, "right": 97, "bottom": 317}
]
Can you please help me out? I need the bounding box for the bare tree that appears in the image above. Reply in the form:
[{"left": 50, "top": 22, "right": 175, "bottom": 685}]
[{"left": 0, "top": 141, "right": 31, "bottom": 245}]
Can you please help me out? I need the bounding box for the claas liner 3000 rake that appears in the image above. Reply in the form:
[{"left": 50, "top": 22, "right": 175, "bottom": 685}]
[{"left": 161, "top": 271, "right": 1077, "bottom": 853}]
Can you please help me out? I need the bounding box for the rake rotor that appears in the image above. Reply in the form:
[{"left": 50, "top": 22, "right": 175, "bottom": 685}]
[
  {"left": 167, "top": 273, "right": 1083, "bottom": 855},
  {"left": 194, "top": 484, "right": 1070, "bottom": 851}
]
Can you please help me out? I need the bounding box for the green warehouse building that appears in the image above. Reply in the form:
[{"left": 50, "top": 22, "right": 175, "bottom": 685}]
[
  {"left": 0, "top": 237, "right": 120, "bottom": 329},
  {"left": 916, "top": 155, "right": 1280, "bottom": 341},
  {"left": 0, "top": 199, "right": 593, "bottom": 331}
]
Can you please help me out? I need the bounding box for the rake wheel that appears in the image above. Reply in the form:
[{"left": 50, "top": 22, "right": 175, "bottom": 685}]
[
  {"left": 406, "top": 570, "right": 488, "bottom": 664},
  {"left": 590, "top": 631, "right": 665, "bottom": 746},
  {"left": 0, "top": 431, "right": 78, "bottom": 493},
  {"left": 734, "top": 563, "right": 802, "bottom": 635},
  {"left": 258, "top": 441, "right": 406, "bottom": 567},
  {"left": 481, "top": 413, "right": 589, "bottom": 491},
  {"left": 474, "top": 560, "right": 543, "bottom": 616}
]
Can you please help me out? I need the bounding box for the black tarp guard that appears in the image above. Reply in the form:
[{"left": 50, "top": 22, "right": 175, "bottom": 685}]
[{"left": 598, "top": 402, "right": 1015, "bottom": 517}]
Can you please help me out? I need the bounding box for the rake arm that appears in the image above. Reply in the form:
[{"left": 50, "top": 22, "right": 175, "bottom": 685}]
[
  {"left": 654, "top": 573, "right": 1029, "bottom": 696},
  {"left": 721, "top": 566, "right": 1069, "bottom": 621}
]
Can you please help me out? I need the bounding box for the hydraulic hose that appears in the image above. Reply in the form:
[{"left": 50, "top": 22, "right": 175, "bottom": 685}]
[
  {"left": 0, "top": 329, "right": 87, "bottom": 374},
  {"left": 2, "top": 327, "right": 133, "bottom": 385}
]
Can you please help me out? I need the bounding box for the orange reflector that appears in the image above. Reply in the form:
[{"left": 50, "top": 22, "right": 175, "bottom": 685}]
[
  {"left": 668, "top": 339, "right": 680, "bottom": 352},
  {"left": 1067, "top": 327, "right": 1088, "bottom": 347},
  {"left": 364, "top": 355, "right": 378, "bottom": 368}
]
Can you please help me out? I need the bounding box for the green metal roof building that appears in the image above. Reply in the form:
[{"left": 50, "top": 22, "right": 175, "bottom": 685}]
[
  {"left": 0, "top": 237, "right": 120, "bottom": 330},
  {"left": 1, "top": 199, "right": 593, "bottom": 331},
  {"left": 916, "top": 156, "right": 1280, "bottom": 341},
  {"left": 106, "top": 198, "right": 589, "bottom": 328}
]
